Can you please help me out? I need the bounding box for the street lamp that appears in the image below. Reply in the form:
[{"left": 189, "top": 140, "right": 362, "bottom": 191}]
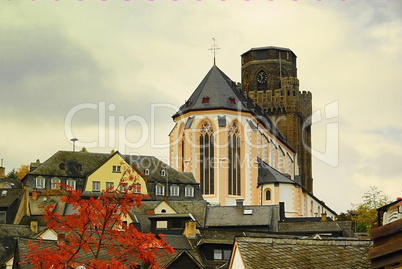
[{"left": 70, "top": 138, "right": 78, "bottom": 152}]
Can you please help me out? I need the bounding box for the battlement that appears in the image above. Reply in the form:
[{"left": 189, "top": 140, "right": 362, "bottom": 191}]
[{"left": 300, "top": 90, "right": 312, "bottom": 100}]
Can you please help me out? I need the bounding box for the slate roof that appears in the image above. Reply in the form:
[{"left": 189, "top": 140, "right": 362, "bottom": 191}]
[
  {"left": 241, "top": 46, "right": 295, "bottom": 56},
  {"left": 0, "top": 188, "right": 25, "bottom": 207},
  {"left": 278, "top": 221, "right": 344, "bottom": 234},
  {"left": 257, "top": 158, "right": 294, "bottom": 185},
  {"left": 129, "top": 155, "right": 198, "bottom": 185},
  {"left": 205, "top": 204, "right": 279, "bottom": 229},
  {"left": 0, "top": 225, "right": 36, "bottom": 267},
  {"left": 27, "top": 151, "right": 111, "bottom": 178},
  {"left": 132, "top": 200, "right": 208, "bottom": 232},
  {"left": 172, "top": 65, "right": 290, "bottom": 148},
  {"left": 234, "top": 236, "right": 372, "bottom": 268}
]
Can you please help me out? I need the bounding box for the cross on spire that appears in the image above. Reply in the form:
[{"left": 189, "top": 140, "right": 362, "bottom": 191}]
[{"left": 209, "top": 38, "right": 221, "bottom": 65}]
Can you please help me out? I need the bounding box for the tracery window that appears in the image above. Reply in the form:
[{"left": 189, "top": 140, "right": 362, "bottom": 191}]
[
  {"left": 199, "top": 120, "right": 214, "bottom": 195},
  {"left": 228, "top": 121, "right": 241, "bottom": 196}
]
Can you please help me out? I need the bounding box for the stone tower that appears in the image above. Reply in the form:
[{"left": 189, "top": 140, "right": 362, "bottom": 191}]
[{"left": 241, "top": 46, "right": 313, "bottom": 193}]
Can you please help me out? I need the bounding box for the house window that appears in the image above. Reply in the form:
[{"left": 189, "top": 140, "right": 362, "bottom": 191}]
[
  {"left": 66, "top": 179, "right": 76, "bottom": 190},
  {"left": 202, "top": 97, "right": 209, "bottom": 103},
  {"left": 144, "top": 169, "right": 149, "bottom": 176},
  {"left": 171, "top": 219, "right": 183, "bottom": 229},
  {"left": 185, "top": 186, "right": 194, "bottom": 197},
  {"left": 92, "top": 181, "right": 100, "bottom": 192},
  {"left": 36, "top": 177, "right": 45, "bottom": 189},
  {"left": 265, "top": 189, "right": 271, "bottom": 201},
  {"left": 199, "top": 120, "right": 214, "bottom": 195},
  {"left": 112, "top": 165, "right": 121, "bottom": 173},
  {"left": 229, "top": 97, "right": 236, "bottom": 104},
  {"left": 0, "top": 212, "right": 6, "bottom": 224},
  {"left": 119, "top": 184, "right": 127, "bottom": 193},
  {"left": 59, "top": 163, "right": 65, "bottom": 170},
  {"left": 156, "top": 221, "right": 168, "bottom": 229},
  {"left": 133, "top": 183, "right": 141, "bottom": 194},
  {"left": 160, "top": 170, "right": 165, "bottom": 176},
  {"left": 228, "top": 121, "right": 241, "bottom": 196},
  {"left": 156, "top": 184, "right": 164, "bottom": 196},
  {"left": 170, "top": 185, "right": 179, "bottom": 196},
  {"left": 214, "top": 249, "right": 231, "bottom": 260},
  {"left": 76, "top": 164, "right": 82, "bottom": 171},
  {"left": 51, "top": 178, "right": 61, "bottom": 189},
  {"left": 106, "top": 182, "right": 114, "bottom": 190}
]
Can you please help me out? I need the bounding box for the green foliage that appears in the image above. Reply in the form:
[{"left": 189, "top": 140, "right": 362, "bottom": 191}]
[
  {"left": 6, "top": 168, "right": 17, "bottom": 179},
  {"left": 352, "top": 186, "right": 391, "bottom": 233},
  {"left": 80, "top": 147, "right": 88, "bottom": 152}
]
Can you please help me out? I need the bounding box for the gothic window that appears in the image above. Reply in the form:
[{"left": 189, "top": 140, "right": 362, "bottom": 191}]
[
  {"left": 181, "top": 133, "right": 185, "bottom": 172},
  {"left": 228, "top": 121, "right": 241, "bottom": 196},
  {"left": 199, "top": 120, "right": 214, "bottom": 195}
]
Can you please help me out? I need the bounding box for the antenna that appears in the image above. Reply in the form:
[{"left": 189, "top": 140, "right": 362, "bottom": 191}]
[
  {"left": 208, "top": 38, "right": 221, "bottom": 65},
  {"left": 70, "top": 138, "right": 78, "bottom": 152}
]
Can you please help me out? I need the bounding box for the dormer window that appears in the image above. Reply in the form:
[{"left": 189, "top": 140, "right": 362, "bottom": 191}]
[
  {"left": 144, "top": 169, "right": 149, "bottom": 176},
  {"left": 160, "top": 170, "right": 165, "bottom": 176},
  {"left": 76, "top": 164, "right": 82, "bottom": 171},
  {"left": 202, "top": 97, "right": 209, "bottom": 103},
  {"left": 185, "top": 101, "right": 190, "bottom": 107},
  {"left": 229, "top": 97, "right": 236, "bottom": 104},
  {"left": 59, "top": 163, "right": 65, "bottom": 170}
]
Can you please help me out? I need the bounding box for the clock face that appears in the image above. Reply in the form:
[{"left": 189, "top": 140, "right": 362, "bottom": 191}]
[{"left": 257, "top": 71, "right": 267, "bottom": 84}]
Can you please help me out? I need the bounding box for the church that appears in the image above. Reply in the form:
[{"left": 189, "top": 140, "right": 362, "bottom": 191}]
[{"left": 169, "top": 46, "right": 336, "bottom": 218}]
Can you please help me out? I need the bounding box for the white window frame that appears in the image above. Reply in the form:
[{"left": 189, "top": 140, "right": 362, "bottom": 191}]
[
  {"left": 66, "top": 179, "right": 76, "bottom": 190},
  {"left": 51, "top": 178, "right": 61, "bottom": 189},
  {"left": 133, "top": 183, "right": 141, "bottom": 194},
  {"left": 92, "top": 181, "right": 100, "bottom": 192},
  {"left": 160, "top": 170, "right": 165, "bottom": 176},
  {"left": 185, "top": 186, "right": 194, "bottom": 197},
  {"left": 106, "top": 182, "right": 114, "bottom": 190},
  {"left": 144, "top": 169, "right": 149, "bottom": 176},
  {"left": 36, "top": 177, "right": 45, "bottom": 189},
  {"left": 156, "top": 184, "right": 164, "bottom": 196},
  {"left": 170, "top": 185, "right": 179, "bottom": 196}
]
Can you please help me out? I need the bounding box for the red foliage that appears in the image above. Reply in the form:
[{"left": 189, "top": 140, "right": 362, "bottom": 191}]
[{"left": 21, "top": 168, "right": 174, "bottom": 268}]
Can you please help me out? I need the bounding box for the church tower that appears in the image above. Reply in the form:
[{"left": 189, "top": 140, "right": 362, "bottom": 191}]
[{"left": 241, "top": 47, "right": 313, "bottom": 193}]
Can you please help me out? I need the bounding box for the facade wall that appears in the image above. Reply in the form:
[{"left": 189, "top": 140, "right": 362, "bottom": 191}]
[
  {"left": 85, "top": 154, "right": 148, "bottom": 195},
  {"left": 169, "top": 110, "right": 295, "bottom": 206}
]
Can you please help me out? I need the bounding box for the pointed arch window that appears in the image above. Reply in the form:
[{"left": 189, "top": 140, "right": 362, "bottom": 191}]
[
  {"left": 228, "top": 122, "right": 241, "bottom": 196},
  {"left": 199, "top": 120, "right": 214, "bottom": 195}
]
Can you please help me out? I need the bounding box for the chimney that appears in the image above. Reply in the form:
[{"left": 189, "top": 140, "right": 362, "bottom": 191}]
[
  {"left": 236, "top": 199, "right": 244, "bottom": 208},
  {"left": 321, "top": 212, "right": 327, "bottom": 222},
  {"left": 183, "top": 220, "right": 197, "bottom": 239},
  {"left": 30, "top": 221, "right": 38, "bottom": 233},
  {"left": 0, "top": 159, "right": 5, "bottom": 179},
  {"left": 57, "top": 234, "right": 65, "bottom": 246}
]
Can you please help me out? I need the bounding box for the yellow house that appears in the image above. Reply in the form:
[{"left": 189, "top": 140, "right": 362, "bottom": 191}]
[{"left": 84, "top": 152, "right": 148, "bottom": 196}]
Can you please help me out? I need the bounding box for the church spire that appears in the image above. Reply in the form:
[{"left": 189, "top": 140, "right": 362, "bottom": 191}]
[{"left": 208, "top": 38, "right": 220, "bottom": 65}]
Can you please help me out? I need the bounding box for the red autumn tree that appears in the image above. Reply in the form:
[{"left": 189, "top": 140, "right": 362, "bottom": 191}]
[{"left": 21, "top": 165, "right": 174, "bottom": 268}]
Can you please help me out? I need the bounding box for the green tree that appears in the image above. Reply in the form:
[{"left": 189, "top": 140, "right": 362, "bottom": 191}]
[
  {"left": 352, "top": 186, "right": 391, "bottom": 233},
  {"left": 6, "top": 168, "right": 17, "bottom": 179},
  {"left": 80, "top": 147, "right": 88, "bottom": 152}
]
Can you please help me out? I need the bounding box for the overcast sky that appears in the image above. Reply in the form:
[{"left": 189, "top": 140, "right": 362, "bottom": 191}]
[{"left": 1, "top": 0, "right": 401, "bottom": 213}]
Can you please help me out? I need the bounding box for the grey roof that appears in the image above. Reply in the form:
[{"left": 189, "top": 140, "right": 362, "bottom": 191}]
[
  {"left": 29, "top": 195, "right": 66, "bottom": 216},
  {"left": 234, "top": 236, "right": 372, "bottom": 268},
  {"left": 0, "top": 188, "right": 25, "bottom": 207},
  {"left": 205, "top": 204, "right": 279, "bottom": 228},
  {"left": 172, "top": 65, "right": 290, "bottom": 148},
  {"left": 0, "top": 225, "right": 36, "bottom": 266},
  {"left": 278, "top": 221, "right": 343, "bottom": 234},
  {"left": 27, "top": 151, "right": 111, "bottom": 178},
  {"left": 163, "top": 234, "right": 192, "bottom": 250},
  {"left": 132, "top": 200, "right": 208, "bottom": 232},
  {"left": 129, "top": 155, "right": 198, "bottom": 185},
  {"left": 241, "top": 46, "right": 295, "bottom": 56},
  {"left": 258, "top": 158, "right": 294, "bottom": 185}
]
